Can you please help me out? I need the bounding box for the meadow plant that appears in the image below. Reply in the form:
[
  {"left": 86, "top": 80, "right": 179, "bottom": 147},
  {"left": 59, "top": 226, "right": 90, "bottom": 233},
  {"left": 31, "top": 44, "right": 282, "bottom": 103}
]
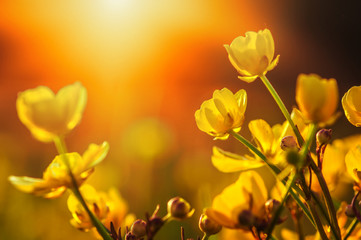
[{"left": 9, "top": 29, "right": 361, "bottom": 240}]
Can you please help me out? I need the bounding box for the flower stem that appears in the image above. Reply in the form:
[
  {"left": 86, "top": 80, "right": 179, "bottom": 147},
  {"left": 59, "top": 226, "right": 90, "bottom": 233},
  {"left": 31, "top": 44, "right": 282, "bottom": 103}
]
[
  {"left": 266, "top": 172, "right": 297, "bottom": 239},
  {"left": 344, "top": 218, "right": 359, "bottom": 240},
  {"left": 229, "top": 130, "right": 315, "bottom": 227},
  {"left": 201, "top": 233, "right": 209, "bottom": 240},
  {"left": 259, "top": 74, "right": 304, "bottom": 146},
  {"left": 53, "top": 136, "right": 112, "bottom": 240}
]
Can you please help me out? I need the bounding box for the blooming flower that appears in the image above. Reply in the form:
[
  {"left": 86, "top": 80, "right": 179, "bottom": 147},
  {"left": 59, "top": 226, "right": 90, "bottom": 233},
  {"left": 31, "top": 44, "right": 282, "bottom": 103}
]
[
  {"left": 16, "top": 82, "right": 87, "bottom": 142},
  {"left": 195, "top": 88, "right": 247, "bottom": 140},
  {"left": 211, "top": 109, "right": 309, "bottom": 173},
  {"left": 224, "top": 29, "right": 280, "bottom": 82},
  {"left": 296, "top": 74, "right": 338, "bottom": 124},
  {"left": 342, "top": 85, "right": 361, "bottom": 127},
  {"left": 8, "top": 142, "right": 109, "bottom": 198},
  {"left": 205, "top": 171, "right": 268, "bottom": 230},
  {"left": 67, "top": 184, "right": 135, "bottom": 235}
]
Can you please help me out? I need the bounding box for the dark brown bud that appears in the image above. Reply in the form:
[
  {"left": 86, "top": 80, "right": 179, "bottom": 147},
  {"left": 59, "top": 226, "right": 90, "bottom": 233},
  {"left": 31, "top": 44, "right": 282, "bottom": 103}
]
[
  {"left": 125, "top": 232, "right": 137, "bottom": 240},
  {"left": 316, "top": 129, "right": 332, "bottom": 146},
  {"left": 198, "top": 214, "right": 222, "bottom": 235},
  {"left": 280, "top": 136, "right": 298, "bottom": 151},
  {"left": 130, "top": 219, "right": 147, "bottom": 237},
  {"left": 167, "top": 197, "right": 194, "bottom": 219},
  {"left": 345, "top": 205, "right": 356, "bottom": 218}
]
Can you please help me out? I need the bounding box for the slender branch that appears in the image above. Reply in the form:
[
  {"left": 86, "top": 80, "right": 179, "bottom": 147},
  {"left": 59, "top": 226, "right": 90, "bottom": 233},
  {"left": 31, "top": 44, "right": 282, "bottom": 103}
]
[
  {"left": 266, "top": 173, "right": 297, "bottom": 239},
  {"left": 53, "top": 136, "right": 112, "bottom": 240}
]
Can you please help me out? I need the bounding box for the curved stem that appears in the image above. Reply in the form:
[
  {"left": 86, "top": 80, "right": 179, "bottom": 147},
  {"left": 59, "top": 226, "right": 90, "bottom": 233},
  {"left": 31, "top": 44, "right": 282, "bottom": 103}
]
[
  {"left": 53, "top": 137, "right": 112, "bottom": 240},
  {"left": 201, "top": 233, "right": 209, "bottom": 240}
]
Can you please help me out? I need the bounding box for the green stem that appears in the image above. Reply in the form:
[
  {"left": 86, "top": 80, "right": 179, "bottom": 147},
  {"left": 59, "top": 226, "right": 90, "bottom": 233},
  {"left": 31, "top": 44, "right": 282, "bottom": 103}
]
[
  {"left": 53, "top": 136, "right": 112, "bottom": 240},
  {"left": 259, "top": 75, "right": 341, "bottom": 239},
  {"left": 201, "top": 233, "right": 209, "bottom": 240},
  {"left": 344, "top": 218, "right": 359, "bottom": 240},
  {"left": 266, "top": 173, "right": 297, "bottom": 239},
  {"left": 259, "top": 74, "right": 304, "bottom": 146},
  {"left": 229, "top": 130, "right": 315, "bottom": 227},
  {"left": 308, "top": 200, "right": 329, "bottom": 240}
]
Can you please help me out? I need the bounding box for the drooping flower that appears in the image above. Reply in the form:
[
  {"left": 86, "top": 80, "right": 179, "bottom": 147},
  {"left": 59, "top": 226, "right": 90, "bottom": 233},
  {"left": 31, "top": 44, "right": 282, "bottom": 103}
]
[
  {"left": 224, "top": 29, "right": 280, "bottom": 82},
  {"left": 205, "top": 171, "right": 268, "bottom": 230},
  {"left": 8, "top": 142, "right": 109, "bottom": 198},
  {"left": 296, "top": 74, "right": 339, "bottom": 124},
  {"left": 195, "top": 88, "right": 247, "bottom": 140},
  {"left": 342, "top": 85, "right": 361, "bottom": 127},
  {"left": 16, "top": 82, "right": 87, "bottom": 142}
]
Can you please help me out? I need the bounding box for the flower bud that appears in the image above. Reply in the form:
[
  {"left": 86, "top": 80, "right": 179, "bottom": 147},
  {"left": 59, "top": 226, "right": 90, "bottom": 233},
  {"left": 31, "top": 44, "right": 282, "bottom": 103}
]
[
  {"left": 167, "top": 197, "right": 194, "bottom": 219},
  {"left": 199, "top": 214, "right": 222, "bottom": 235},
  {"left": 238, "top": 210, "right": 255, "bottom": 227},
  {"left": 345, "top": 205, "right": 356, "bottom": 218},
  {"left": 280, "top": 136, "right": 298, "bottom": 151},
  {"left": 316, "top": 129, "right": 332, "bottom": 146},
  {"left": 130, "top": 219, "right": 147, "bottom": 237}
]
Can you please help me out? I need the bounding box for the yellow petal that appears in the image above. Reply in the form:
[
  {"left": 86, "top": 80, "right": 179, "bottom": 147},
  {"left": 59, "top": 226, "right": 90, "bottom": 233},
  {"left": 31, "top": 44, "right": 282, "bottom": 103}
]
[
  {"left": 81, "top": 142, "right": 110, "bottom": 171},
  {"left": 211, "top": 147, "right": 264, "bottom": 172},
  {"left": 16, "top": 82, "right": 87, "bottom": 142},
  {"left": 249, "top": 119, "right": 274, "bottom": 155},
  {"left": 345, "top": 145, "right": 361, "bottom": 183},
  {"left": 342, "top": 86, "right": 361, "bottom": 127}
]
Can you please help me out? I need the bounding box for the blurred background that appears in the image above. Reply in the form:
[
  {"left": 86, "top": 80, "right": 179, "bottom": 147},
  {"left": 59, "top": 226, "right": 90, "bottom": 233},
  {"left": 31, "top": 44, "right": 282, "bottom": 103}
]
[{"left": 0, "top": 0, "right": 361, "bottom": 239}]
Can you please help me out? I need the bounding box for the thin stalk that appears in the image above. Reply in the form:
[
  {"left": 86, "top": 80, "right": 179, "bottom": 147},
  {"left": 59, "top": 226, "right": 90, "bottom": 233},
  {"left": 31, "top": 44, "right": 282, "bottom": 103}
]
[
  {"left": 344, "top": 218, "right": 359, "bottom": 240},
  {"left": 266, "top": 172, "right": 297, "bottom": 239},
  {"left": 229, "top": 130, "right": 315, "bottom": 227},
  {"left": 201, "top": 234, "right": 209, "bottom": 240},
  {"left": 53, "top": 137, "right": 112, "bottom": 240},
  {"left": 308, "top": 200, "right": 329, "bottom": 240},
  {"left": 259, "top": 74, "right": 304, "bottom": 146}
]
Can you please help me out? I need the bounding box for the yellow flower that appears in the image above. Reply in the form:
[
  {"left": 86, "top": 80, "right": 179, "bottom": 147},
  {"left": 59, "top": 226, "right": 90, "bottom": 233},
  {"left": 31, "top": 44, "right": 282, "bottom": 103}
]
[
  {"left": 68, "top": 184, "right": 109, "bottom": 231},
  {"left": 345, "top": 145, "right": 361, "bottom": 187},
  {"left": 195, "top": 88, "right": 247, "bottom": 140},
  {"left": 211, "top": 109, "right": 309, "bottom": 173},
  {"left": 342, "top": 85, "right": 361, "bottom": 127},
  {"left": 16, "top": 82, "right": 87, "bottom": 142},
  {"left": 8, "top": 142, "right": 109, "bottom": 198},
  {"left": 224, "top": 29, "right": 280, "bottom": 82},
  {"left": 205, "top": 171, "right": 267, "bottom": 229},
  {"left": 296, "top": 74, "right": 338, "bottom": 124}
]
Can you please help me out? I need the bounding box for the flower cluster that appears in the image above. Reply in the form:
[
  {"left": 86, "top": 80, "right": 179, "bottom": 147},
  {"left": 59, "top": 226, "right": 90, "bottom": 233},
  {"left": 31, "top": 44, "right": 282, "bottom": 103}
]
[{"left": 195, "top": 29, "right": 361, "bottom": 240}]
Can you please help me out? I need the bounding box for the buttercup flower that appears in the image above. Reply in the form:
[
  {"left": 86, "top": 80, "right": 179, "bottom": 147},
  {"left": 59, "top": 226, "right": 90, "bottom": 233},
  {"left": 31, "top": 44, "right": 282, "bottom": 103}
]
[
  {"left": 296, "top": 74, "right": 338, "bottom": 124},
  {"left": 68, "top": 184, "right": 109, "bottom": 231},
  {"left": 195, "top": 88, "right": 247, "bottom": 140},
  {"left": 8, "top": 142, "right": 109, "bottom": 198},
  {"left": 205, "top": 171, "right": 267, "bottom": 230},
  {"left": 342, "top": 85, "right": 361, "bottom": 127},
  {"left": 224, "top": 29, "right": 280, "bottom": 82},
  {"left": 16, "top": 82, "right": 87, "bottom": 142}
]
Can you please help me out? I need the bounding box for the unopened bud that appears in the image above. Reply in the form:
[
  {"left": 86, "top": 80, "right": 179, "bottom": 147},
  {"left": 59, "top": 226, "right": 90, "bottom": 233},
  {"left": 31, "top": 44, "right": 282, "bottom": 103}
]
[
  {"left": 167, "top": 197, "right": 194, "bottom": 219},
  {"left": 238, "top": 210, "right": 255, "bottom": 227},
  {"left": 316, "top": 129, "right": 332, "bottom": 146},
  {"left": 345, "top": 205, "right": 356, "bottom": 218},
  {"left": 280, "top": 136, "right": 298, "bottom": 151},
  {"left": 131, "top": 219, "right": 147, "bottom": 237},
  {"left": 199, "top": 214, "right": 222, "bottom": 235}
]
